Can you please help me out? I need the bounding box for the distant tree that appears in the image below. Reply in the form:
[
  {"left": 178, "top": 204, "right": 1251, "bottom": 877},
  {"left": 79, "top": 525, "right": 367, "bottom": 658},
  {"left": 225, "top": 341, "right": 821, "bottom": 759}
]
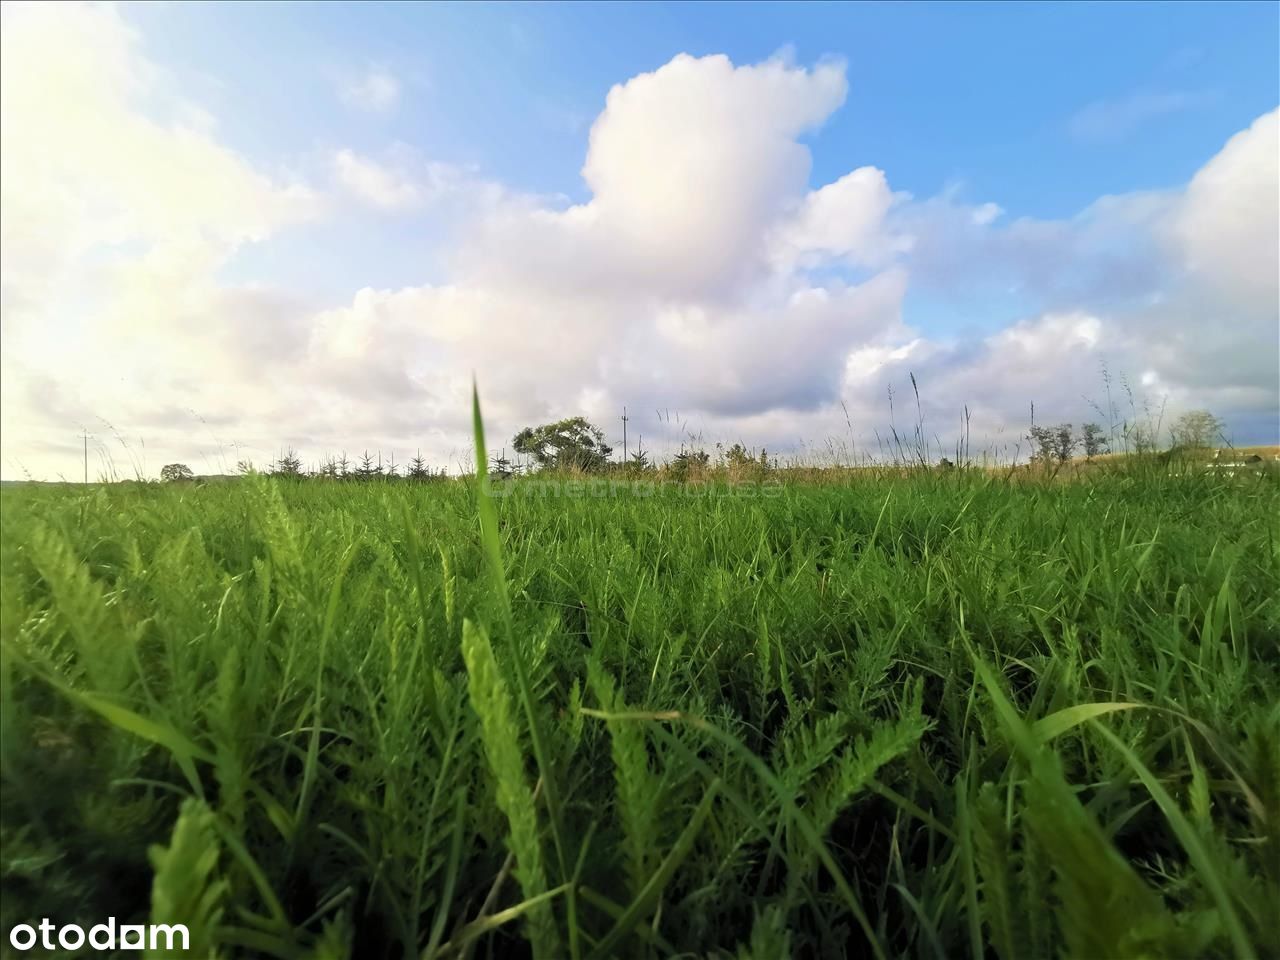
[
  {"left": 489, "top": 451, "right": 515, "bottom": 480},
  {"left": 723, "top": 441, "right": 772, "bottom": 477},
  {"left": 236, "top": 459, "right": 255, "bottom": 475},
  {"left": 1052, "top": 424, "right": 1076, "bottom": 463},
  {"left": 316, "top": 457, "right": 341, "bottom": 480},
  {"left": 1170, "top": 410, "right": 1225, "bottom": 450},
  {"left": 512, "top": 417, "right": 613, "bottom": 472},
  {"left": 273, "top": 449, "right": 303, "bottom": 477},
  {"left": 1028, "top": 424, "right": 1075, "bottom": 464},
  {"left": 1081, "top": 423, "right": 1108, "bottom": 460},
  {"left": 1027, "top": 425, "right": 1056, "bottom": 464},
  {"left": 628, "top": 448, "right": 651, "bottom": 472},
  {"left": 670, "top": 446, "right": 710, "bottom": 480},
  {"left": 354, "top": 451, "right": 381, "bottom": 481},
  {"left": 407, "top": 451, "right": 429, "bottom": 480},
  {"left": 160, "top": 463, "right": 194, "bottom": 483},
  {"left": 724, "top": 442, "right": 755, "bottom": 469},
  {"left": 336, "top": 452, "right": 351, "bottom": 479}
]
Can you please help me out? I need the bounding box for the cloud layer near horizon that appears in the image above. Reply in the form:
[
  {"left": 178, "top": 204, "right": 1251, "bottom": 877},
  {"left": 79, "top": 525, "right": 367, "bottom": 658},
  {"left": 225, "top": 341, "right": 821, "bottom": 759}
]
[{"left": 2, "top": 4, "right": 1276, "bottom": 478}]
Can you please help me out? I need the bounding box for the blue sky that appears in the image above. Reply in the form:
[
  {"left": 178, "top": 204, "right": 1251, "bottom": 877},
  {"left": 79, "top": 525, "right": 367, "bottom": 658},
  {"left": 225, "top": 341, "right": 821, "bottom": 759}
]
[
  {"left": 130, "top": 1, "right": 1279, "bottom": 294},
  {"left": 133, "top": 2, "right": 1277, "bottom": 200},
  {"left": 1, "top": 1, "right": 1277, "bottom": 478}
]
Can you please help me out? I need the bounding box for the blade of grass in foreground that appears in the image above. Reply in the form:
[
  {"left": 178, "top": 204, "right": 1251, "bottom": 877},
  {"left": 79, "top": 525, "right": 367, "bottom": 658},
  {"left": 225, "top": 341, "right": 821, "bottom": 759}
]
[
  {"left": 971, "top": 654, "right": 1181, "bottom": 958},
  {"left": 1031, "top": 701, "right": 1144, "bottom": 744},
  {"left": 471, "top": 381, "right": 574, "bottom": 957},
  {"left": 461, "top": 618, "right": 557, "bottom": 958},
  {"left": 1091, "top": 720, "right": 1256, "bottom": 960},
  {"left": 30, "top": 665, "right": 211, "bottom": 797},
  {"left": 471, "top": 381, "right": 513, "bottom": 633}
]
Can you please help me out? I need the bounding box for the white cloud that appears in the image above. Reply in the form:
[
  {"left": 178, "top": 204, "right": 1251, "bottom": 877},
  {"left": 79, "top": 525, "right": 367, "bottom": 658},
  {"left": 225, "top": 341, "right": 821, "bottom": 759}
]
[
  {"left": 971, "top": 203, "right": 1002, "bottom": 227},
  {"left": 769, "top": 167, "right": 913, "bottom": 269},
  {"left": 1068, "top": 90, "right": 1211, "bottom": 141},
  {"left": 0, "top": 3, "right": 317, "bottom": 318},
  {"left": 330, "top": 148, "right": 501, "bottom": 214},
  {"left": 1168, "top": 109, "right": 1278, "bottom": 309},
  {"left": 824, "top": 105, "right": 1279, "bottom": 445},
  {"left": 340, "top": 64, "right": 400, "bottom": 113},
  {"left": 456, "top": 53, "right": 850, "bottom": 299},
  {"left": 238, "top": 53, "right": 900, "bottom": 457},
  {"left": 333, "top": 149, "right": 424, "bottom": 210}
]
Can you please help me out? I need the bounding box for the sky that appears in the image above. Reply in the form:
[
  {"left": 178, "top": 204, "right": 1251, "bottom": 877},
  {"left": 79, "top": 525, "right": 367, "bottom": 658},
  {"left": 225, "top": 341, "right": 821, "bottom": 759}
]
[{"left": 1, "top": 0, "right": 1277, "bottom": 479}]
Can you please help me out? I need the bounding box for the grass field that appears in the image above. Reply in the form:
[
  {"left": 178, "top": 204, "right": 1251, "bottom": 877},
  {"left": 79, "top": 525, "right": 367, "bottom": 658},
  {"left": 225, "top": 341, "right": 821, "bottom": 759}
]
[{"left": 2, "top": 433, "right": 1278, "bottom": 957}]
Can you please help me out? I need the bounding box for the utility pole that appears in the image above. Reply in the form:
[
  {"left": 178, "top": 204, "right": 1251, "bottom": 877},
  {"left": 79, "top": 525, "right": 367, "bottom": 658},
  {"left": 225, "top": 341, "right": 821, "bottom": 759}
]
[
  {"left": 81, "top": 429, "right": 90, "bottom": 484},
  {"left": 621, "top": 406, "right": 629, "bottom": 464}
]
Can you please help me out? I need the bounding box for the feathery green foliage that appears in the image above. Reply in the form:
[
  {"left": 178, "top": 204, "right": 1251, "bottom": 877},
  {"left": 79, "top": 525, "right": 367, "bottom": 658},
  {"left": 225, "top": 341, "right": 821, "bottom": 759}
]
[
  {"left": 461, "top": 618, "right": 557, "bottom": 958},
  {"left": 1, "top": 429, "right": 1277, "bottom": 957},
  {"left": 146, "top": 797, "right": 227, "bottom": 960}
]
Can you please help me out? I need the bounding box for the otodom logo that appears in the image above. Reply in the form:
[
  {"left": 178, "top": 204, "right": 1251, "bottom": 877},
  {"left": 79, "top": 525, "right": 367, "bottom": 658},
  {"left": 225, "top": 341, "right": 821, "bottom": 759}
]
[{"left": 8, "top": 918, "right": 189, "bottom": 952}]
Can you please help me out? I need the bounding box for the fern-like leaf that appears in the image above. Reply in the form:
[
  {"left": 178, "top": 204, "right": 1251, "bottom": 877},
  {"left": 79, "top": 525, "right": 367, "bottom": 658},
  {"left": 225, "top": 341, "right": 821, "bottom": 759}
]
[
  {"left": 147, "top": 797, "right": 227, "bottom": 960},
  {"left": 587, "top": 658, "right": 660, "bottom": 901},
  {"left": 461, "top": 617, "right": 558, "bottom": 958}
]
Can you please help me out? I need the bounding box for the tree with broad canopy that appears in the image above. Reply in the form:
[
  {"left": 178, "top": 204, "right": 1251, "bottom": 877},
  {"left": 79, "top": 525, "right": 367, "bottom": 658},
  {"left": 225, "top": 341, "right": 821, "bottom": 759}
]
[{"left": 513, "top": 417, "right": 613, "bottom": 472}]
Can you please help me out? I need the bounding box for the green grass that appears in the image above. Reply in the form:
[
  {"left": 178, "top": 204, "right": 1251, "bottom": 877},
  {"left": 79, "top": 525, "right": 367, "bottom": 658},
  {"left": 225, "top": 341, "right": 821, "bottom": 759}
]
[{"left": 1, "top": 443, "right": 1277, "bottom": 957}]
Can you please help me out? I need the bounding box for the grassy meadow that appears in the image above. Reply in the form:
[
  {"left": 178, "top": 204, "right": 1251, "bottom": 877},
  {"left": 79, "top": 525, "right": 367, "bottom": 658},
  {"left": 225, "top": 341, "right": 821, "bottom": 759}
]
[{"left": 1, "top": 436, "right": 1278, "bottom": 957}]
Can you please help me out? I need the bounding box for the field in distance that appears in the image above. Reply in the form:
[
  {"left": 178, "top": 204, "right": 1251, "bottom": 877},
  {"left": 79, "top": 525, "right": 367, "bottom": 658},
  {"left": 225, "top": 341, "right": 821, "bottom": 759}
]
[{"left": 2, "top": 463, "right": 1277, "bottom": 958}]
